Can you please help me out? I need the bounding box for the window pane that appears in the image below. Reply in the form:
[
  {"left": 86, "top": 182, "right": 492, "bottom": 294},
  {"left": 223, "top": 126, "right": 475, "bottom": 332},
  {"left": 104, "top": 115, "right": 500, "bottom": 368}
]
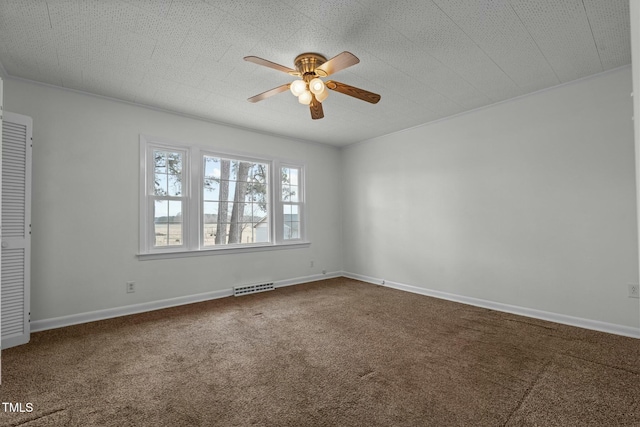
[
  {"left": 255, "top": 220, "right": 269, "bottom": 242},
  {"left": 227, "top": 181, "right": 237, "bottom": 201},
  {"left": 236, "top": 161, "right": 252, "bottom": 182},
  {"left": 204, "top": 156, "right": 220, "bottom": 178},
  {"left": 204, "top": 201, "right": 218, "bottom": 217},
  {"left": 239, "top": 223, "right": 264, "bottom": 243},
  {"left": 252, "top": 204, "right": 267, "bottom": 223},
  {"left": 167, "top": 223, "right": 183, "bottom": 245},
  {"left": 228, "top": 160, "right": 239, "bottom": 181},
  {"left": 168, "top": 201, "right": 183, "bottom": 245},
  {"left": 167, "top": 152, "right": 182, "bottom": 175},
  {"left": 154, "top": 200, "right": 168, "bottom": 221},
  {"left": 154, "top": 173, "right": 168, "bottom": 196},
  {"left": 154, "top": 151, "right": 166, "bottom": 174},
  {"left": 203, "top": 223, "right": 216, "bottom": 245},
  {"left": 289, "top": 168, "right": 299, "bottom": 186},
  {"left": 154, "top": 150, "right": 183, "bottom": 197},
  {"left": 281, "top": 166, "right": 300, "bottom": 202},
  {"left": 200, "top": 155, "right": 270, "bottom": 247},
  {"left": 281, "top": 167, "right": 290, "bottom": 201},
  {"left": 216, "top": 181, "right": 236, "bottom": 203},
  {"left": 154, "top": 200, "right": 168, "bottom": 246},
  {"left": 206, "top": 223, "right": 230, "bottom": 246},
  {"left": 155, "top": 223, "right": 168, "bottom": 246},
  {"left": 289, "top": 185, "right": 299, "bottom": 202},
  {"left": 289, "top": 222, "right": 300, "bottom": 239},
  {"left": 283, "top": 204, "right": 300, "bottom": 240},
  {"left": 203, "top": 182, "right": 219, "bottom": 200},
  {"left": 249, "top": 163, "right": 266, "bottom": 183},
  {"left": 227, "top": 221, "right": 244, "bottom": 244},
  {"left": 168, "top": 175, "right": 182, "bottom": 196},
  {"left": 242, "top": 203, "right": 254, "bottom": 219}
]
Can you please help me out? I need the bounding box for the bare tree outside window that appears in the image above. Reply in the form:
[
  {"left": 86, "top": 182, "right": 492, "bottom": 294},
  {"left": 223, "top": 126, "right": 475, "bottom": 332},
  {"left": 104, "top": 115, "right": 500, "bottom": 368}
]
[{"left": 203, "top": 156, "right": 269, "bottom": 246}]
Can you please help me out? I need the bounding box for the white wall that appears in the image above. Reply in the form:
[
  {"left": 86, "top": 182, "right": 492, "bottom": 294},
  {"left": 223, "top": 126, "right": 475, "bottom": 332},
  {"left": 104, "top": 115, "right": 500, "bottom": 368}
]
[
  {"left": 343, "top": 67, "right": 639, "bottom": 330},
  {"left": 3, "top": 66, "right": 638, "bottom": 334},
  {"left": 4, "top": 79, "right": 343, "bottom": 322}
]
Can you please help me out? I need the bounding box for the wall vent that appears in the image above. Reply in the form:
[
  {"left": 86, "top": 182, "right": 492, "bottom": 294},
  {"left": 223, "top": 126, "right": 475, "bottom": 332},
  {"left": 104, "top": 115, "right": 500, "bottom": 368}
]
[{"left": 234, "top": 282, "right": 274, "bottom": 297}]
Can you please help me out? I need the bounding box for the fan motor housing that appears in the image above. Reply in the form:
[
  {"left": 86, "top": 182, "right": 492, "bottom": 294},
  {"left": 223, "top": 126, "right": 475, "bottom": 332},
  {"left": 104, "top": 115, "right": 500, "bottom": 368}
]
[{"left": 294, "top": 53, "right": 328, "bottom": 76}]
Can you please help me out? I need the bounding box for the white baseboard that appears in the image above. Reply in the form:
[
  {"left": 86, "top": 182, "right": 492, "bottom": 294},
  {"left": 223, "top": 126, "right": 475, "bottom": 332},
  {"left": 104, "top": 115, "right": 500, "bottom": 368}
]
[
  {"left": 274, "top": 271, "right": 342, "bottom": 288},
  {"left": 343, "top": 272, "right": 640, "bottom": 339},
  {"left": 31, "top": 271, "right": 342, "bottom": 333},
  {"left": 31, "top": 270, "right": 639, "bottom": 339}
]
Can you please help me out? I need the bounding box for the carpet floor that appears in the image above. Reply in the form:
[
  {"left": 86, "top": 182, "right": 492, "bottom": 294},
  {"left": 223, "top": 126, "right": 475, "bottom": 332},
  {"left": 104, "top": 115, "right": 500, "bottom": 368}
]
[{"left": 0, "top": 277, "right": 638, "bottom": 426}]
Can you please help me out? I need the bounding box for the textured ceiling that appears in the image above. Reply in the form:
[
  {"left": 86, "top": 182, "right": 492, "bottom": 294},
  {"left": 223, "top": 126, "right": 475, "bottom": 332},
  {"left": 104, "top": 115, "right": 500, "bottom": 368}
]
[{"left": 0, "top": 0, "right": 631, "bottom": 146}]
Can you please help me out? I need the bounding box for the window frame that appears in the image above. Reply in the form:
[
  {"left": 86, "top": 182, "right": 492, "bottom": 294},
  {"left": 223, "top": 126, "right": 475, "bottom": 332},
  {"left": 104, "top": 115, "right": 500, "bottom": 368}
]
[
  {"left": 277, "top": 164, "right": 306, "bottom": 242},
  {"left": 199, "top": 149, "right": 273, "bottom": 249},
  {"left": 139, "top": 135, "right": 309, "bottom": 259},
  {"left": 140, "top": 141, "right": 190, "bottom": 252}
]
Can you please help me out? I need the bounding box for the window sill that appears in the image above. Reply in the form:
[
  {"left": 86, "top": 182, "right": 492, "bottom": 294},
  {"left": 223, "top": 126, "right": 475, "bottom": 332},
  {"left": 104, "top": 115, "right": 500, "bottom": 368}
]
[{"left": 137, "top": 241, "right": 311, "bottom": 261}]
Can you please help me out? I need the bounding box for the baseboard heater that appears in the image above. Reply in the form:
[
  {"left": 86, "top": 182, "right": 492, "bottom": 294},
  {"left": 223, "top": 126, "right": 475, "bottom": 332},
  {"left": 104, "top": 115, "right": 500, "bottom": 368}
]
[{"left": 233, "top": 282, "right": 275, "bottom": 296}]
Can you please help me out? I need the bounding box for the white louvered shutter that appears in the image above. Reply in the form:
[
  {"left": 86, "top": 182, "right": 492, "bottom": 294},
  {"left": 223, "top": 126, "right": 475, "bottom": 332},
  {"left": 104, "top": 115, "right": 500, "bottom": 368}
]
[{"left": 1, "top": 112, "right": 32, "bottom": 349}]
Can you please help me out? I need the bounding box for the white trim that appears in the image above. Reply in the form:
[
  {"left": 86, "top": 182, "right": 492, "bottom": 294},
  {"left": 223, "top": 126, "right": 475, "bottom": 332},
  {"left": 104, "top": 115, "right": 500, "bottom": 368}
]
[
  {"left": 274, "top": 271, "right": 342, "bottom": 288},
  {"left": 343, "top": 272, "right": 640, "bottom": 339},
  {"left": 137, "top": 240, "right": 310, "bottom": 260},
  {"left": 30, "top": 271, "right": 342, "bottom": 333},
  {"left": 31, "top": 288, "right": 233, "bottom": 333}
]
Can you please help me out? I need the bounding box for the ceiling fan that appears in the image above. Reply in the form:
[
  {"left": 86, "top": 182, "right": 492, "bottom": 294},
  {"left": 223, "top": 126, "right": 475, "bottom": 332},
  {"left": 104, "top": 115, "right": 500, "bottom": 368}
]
[{"left": 244, "top": 51, "right": 381, "bottom": 120}]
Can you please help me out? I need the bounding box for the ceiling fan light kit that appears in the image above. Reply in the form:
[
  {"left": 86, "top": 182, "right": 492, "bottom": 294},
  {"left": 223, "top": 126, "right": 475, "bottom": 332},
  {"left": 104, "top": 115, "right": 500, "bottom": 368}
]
[
  {"left": 298, "top": 90, "right": 313, "bottom": 105},
  {"left": 290, "top": 79, "right": 307, "bottom": 97},
  {"left": 309, "top": 78, "right": 325, "bottom": 94},
  {"left": 244, "top": 52, "right": 381, "bottom": 120}
]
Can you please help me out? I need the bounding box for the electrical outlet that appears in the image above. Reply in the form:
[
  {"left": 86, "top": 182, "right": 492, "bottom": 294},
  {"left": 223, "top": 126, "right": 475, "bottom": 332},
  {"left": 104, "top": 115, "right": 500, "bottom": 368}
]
[
  {"left": 629, "top": 284, "right": 639, "bottom": 298},
  {"left": 126, "top": 281, "right": 135, "bottom": 293},
  {"left": 310, "top": 260, "right": 314, "bottom": 268},
  {"left": 322, "top": 269, "right": 326, "bottom": 275}
]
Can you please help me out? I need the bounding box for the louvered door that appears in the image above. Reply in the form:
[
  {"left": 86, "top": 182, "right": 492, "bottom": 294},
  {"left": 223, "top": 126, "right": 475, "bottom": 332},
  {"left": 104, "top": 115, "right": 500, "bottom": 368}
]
[{"left": 1, "top": 112, "right": 32, "bottom": 349}]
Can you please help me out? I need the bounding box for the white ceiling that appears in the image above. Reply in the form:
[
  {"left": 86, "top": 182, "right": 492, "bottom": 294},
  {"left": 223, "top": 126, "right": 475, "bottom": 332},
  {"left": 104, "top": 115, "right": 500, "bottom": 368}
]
[{"left": 0, "top": 0, "right": 631, "bottom": 147}]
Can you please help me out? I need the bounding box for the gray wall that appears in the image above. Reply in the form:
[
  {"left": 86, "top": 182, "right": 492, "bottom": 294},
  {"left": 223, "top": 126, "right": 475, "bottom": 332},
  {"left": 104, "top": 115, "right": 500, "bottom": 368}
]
[
  {"left": 342, "top": 67, "right": 639, "bottom": 329},
  {"left": 5, "top": 79, "right": 343, "bottom": 321}
]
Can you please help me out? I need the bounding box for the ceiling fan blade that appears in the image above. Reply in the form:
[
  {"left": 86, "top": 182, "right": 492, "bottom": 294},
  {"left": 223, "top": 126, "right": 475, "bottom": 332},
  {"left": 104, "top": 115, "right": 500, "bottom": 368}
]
[
  {"left": 325, "top": 81, "right": 381, "bottom": 104},
  {"left": 247, "top": 84, "right": 290, "bottom": 103},
  {"left": 244, "top": 56, "right": 300, "bottom": 76},
  {"left": 315, "top": 52, "right": 359, "bottom": 77},
  {"left": 309, "top": 94, "right": 324, "bottom": 119}
]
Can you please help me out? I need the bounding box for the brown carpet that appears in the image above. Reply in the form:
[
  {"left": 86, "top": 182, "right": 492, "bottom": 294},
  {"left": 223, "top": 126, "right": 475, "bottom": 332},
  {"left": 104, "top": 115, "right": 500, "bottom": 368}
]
[{"left": 0, "top": 277, "right": 638, "bottom": 426}]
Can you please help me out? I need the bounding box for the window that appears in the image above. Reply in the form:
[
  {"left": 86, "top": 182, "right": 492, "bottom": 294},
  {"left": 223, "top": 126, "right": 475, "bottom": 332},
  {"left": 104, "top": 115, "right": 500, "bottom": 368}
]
[
  {"left": 281, "top": 166, "right": 303, "bottom": 240},
  {"left": 202, "top": 156, "right": 269, "bottom": 246},
  {"left": 139, "top": 136, "right": 307, "bottom": 257},
  {"left": 151, "top": 148, "right": 186, "bottom": 248}
]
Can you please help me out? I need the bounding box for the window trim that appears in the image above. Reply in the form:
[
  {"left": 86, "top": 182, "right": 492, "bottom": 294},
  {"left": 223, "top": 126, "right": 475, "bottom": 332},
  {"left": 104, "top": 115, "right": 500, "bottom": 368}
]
[{"left": 138, "top": 135, "right": 309, "bottom": 259}]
